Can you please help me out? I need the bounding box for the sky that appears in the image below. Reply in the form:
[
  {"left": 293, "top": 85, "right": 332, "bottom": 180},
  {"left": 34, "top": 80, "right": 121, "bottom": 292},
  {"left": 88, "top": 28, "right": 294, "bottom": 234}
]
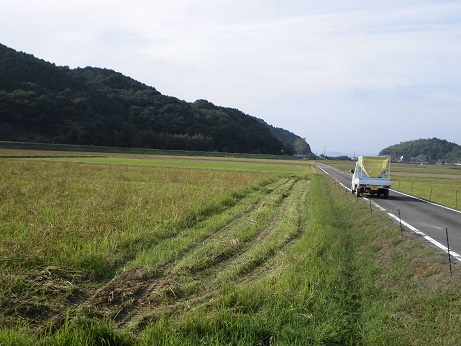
[{"left": 1, "top": 0, "right": 461, "bottom": 156}]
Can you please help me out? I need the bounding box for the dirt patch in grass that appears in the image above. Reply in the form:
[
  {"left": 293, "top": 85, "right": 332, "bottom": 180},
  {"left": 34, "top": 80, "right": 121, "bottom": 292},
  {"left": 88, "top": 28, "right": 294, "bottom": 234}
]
[{"left": 0, "top": 267, "right": 89, "bottom": 329}]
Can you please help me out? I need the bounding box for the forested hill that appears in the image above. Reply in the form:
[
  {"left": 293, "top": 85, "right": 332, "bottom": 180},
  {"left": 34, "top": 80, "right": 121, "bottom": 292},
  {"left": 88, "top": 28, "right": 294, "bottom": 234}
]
[
  {"left": 0, "top": 43, "right": 310, "bottom": 155},
  {"left": 263, "top": 122, "right": 312, "bottom": 156},
  {"left": 379, "top": 138, "right": 461, "bottom": 163}
]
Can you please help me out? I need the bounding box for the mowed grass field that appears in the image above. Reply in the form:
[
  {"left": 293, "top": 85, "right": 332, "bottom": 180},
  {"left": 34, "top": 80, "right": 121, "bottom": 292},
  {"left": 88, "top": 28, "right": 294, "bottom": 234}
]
[
  {"left": 325, "top": 159, "right": 461, "bottom": 210},
  {"left": 1, "top": 150, "right": 461, "bottom": 345}
]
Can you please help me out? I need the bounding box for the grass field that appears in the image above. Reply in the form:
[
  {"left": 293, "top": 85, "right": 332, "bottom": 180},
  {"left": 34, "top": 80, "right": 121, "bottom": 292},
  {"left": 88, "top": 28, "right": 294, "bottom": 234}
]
[{"left": 1, "top": 151, "right": 461, "bottom": 345}]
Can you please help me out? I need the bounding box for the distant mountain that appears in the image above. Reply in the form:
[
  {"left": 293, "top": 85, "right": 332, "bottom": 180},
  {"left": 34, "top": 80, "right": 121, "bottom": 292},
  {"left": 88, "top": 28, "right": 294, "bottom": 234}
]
[
  {"left": 0, "top": 43, "right": 310, "bottom": 155},
  {"left": 379, "top": 138, "right": 461, "bottom": 163}
]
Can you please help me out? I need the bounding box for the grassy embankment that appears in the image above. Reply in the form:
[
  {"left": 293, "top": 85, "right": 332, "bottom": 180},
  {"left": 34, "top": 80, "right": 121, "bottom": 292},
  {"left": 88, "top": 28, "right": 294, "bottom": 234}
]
[
  {"left": 326, "top": 160, "right": 461, "bottom": 210},
  {"left": 1, "top": 152, "right": 461, "bottom": 345}
]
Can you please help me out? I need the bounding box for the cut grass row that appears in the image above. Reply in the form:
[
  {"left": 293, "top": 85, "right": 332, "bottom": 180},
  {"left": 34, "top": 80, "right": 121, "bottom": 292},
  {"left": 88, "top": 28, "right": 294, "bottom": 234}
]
[{"left": 115, "top": 176, "right": 311, "bottom": 331}]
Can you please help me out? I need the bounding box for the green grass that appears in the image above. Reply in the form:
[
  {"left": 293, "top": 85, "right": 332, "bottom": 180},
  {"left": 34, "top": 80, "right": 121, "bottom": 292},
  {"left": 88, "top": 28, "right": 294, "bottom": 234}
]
[
  {"left": 1, "top": 153, "right": 461, "bottom": 345},
  {"left": 391, "top": 176, "right": 461, "bottom": 208}
]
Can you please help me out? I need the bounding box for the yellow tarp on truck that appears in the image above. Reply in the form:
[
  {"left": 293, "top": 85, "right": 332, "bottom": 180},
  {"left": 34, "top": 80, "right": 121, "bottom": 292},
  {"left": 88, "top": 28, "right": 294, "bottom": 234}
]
[
  {"left": 358, "top": 156, "right": 390, "bottom": 178},
  {"left": 352, "top": 155, "right": 391, "bottom": 198}
]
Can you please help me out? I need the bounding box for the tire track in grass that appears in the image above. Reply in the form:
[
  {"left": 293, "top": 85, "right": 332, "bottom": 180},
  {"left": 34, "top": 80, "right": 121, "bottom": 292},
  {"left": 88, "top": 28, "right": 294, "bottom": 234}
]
[
  {"left": 43, "top": 177, "right": 293, "bottom": 330},
  {"left": 112, "top": 177, "right": 299, "bottom": 328},
  {"left": 42, "top": 178, "right": 281, "bottom": 330},
  {"left": 43, "top": 176, "right": 308, "bottom": 331},
  {"left": 116, "top": 177, "right": 310, "bottom": 329}
]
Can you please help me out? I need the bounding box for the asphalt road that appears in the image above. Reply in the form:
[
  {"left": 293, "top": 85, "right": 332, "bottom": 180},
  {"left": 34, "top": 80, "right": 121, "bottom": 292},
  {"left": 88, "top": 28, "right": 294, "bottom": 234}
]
[{"left": 317, "top": 163, "right": 461, "bottom": 262}]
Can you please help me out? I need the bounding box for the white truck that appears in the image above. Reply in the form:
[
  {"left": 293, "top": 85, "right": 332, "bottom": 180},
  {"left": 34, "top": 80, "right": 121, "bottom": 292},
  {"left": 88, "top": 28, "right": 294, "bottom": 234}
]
[{"left": 351, "top": 156, "right": 391, "bottom": 198}]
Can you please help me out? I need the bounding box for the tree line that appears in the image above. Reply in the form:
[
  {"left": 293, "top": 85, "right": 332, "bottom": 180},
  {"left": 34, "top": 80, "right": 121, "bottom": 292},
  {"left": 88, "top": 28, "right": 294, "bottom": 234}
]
[
  {"left": 0, "top": 43, "right": 311, "bottom": 156},
  {"left": 380, "top": 138, "right": 461, "bottom": 163}
]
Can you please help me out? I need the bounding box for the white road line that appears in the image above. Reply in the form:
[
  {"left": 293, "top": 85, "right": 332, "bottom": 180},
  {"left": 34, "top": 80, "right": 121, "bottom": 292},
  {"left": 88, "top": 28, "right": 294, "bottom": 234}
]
[
  {"left": 318, "top": 164, "right": 461, "bottom": 262},
  {"left": 387, "top": 212, "right": 461, "bottom": 262}
]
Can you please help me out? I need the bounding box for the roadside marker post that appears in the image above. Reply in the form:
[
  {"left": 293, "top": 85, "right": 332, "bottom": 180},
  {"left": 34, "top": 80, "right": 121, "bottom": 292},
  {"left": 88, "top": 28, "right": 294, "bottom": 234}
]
[{"left": 446, "top": 227, "right": 453, "bottom": 276}]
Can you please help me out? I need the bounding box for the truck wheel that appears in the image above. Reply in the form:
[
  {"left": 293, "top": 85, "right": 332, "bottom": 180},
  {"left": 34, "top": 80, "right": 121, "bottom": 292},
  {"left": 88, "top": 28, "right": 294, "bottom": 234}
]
[
  {"left": 384, "top": 190, "right": 389, "bottom": 199},
  {"left": 356, "top": 187, "right": 361, "bottom": 197}
]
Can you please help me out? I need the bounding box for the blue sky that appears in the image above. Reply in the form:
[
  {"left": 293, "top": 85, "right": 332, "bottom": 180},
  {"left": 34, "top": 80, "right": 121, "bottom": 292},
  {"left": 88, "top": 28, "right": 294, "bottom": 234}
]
[{"left": 1, "top": 0, "right": 460, "bottom": 156}]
